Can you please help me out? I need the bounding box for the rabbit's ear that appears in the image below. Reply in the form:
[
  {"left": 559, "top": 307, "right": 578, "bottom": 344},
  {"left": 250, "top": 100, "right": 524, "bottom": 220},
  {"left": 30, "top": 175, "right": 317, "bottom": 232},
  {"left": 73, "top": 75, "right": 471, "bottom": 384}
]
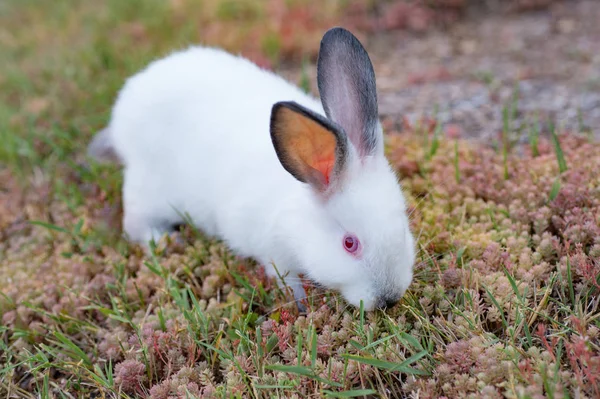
[
  {"left": 270, "top": 101, "right": 348, "bottom": 193},
  {"left": 317, "top": 27, "right": 382, "bottom": 158}
]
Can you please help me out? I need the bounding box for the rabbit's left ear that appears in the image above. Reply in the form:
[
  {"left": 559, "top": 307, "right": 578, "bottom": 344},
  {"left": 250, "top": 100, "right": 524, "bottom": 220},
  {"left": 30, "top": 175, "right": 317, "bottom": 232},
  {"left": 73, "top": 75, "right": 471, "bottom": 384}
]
[
  {"left": 317, "top": 27, "right": 383, "bottom": 159},
  {"left": 270, "top": 101, "right": 348, "bottom": 193}
]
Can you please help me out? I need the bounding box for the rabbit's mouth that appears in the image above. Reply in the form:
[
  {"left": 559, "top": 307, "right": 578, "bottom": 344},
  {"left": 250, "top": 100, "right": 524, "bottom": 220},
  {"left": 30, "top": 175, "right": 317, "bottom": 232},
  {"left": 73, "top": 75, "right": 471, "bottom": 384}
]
[{"left": 374, "top": 293, "right": 402, "bottom": 310}]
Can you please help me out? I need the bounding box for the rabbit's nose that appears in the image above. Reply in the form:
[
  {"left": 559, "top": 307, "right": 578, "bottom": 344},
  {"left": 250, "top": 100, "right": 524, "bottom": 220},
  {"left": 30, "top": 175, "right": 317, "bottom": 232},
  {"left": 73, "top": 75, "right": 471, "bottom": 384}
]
[{"left": 376, "top": 296, "right": 400, "bottom": 310}]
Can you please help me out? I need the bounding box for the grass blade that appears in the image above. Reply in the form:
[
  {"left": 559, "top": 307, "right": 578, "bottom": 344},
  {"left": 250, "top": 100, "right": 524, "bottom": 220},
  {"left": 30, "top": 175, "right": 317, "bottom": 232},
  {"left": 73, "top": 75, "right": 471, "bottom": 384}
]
[
  {"left": 342, "top": 352, "right": 429, "bottom": 375},
  {"left": 323, "top": 389, "right": 378, "bottom": 398},
  {"left": 52, "top": 332, "right": 92, "bottom": 368},
  {"left": 454, "top": 140, "right": 460, "bottom": 183},
  {"left": 550, "top": 122, "right": 567, "bottom": 173},
  {"left": 265, "top": 365, "right": 344, "bottom": 388},
  {"left": 549, "top": 178, "right": 561, "bottom": 201}
]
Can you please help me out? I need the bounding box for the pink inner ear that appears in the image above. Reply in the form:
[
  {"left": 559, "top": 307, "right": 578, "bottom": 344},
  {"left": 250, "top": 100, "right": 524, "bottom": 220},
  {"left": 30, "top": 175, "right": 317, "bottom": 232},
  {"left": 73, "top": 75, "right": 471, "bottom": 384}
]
[
  {"left": 313, "top": 155, "right": 335, "bottom": 185},
  {"left": 323, "top": 76, "right": 365, "bottom": 155}
]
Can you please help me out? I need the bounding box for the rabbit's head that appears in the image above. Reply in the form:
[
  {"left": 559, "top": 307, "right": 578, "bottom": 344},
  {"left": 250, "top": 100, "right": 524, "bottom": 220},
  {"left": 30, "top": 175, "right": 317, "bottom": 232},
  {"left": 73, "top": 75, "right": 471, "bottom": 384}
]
[{"left": 270, "top": 27, "right": 415, "bottom": 310}]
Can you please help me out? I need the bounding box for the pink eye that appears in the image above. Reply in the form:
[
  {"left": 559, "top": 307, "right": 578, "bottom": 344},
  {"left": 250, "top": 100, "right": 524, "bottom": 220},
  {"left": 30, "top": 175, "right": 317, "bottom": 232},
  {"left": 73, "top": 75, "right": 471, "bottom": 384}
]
[{"left": 343, "top": 234, "right": 360, "bottom": 254}]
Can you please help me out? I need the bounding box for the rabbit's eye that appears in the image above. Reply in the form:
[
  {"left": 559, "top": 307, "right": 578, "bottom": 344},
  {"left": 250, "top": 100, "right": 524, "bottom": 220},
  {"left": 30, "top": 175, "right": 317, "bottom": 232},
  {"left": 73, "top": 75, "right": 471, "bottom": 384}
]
[{"left": 343, "top": 234, "right": 360, "bottom": 254}]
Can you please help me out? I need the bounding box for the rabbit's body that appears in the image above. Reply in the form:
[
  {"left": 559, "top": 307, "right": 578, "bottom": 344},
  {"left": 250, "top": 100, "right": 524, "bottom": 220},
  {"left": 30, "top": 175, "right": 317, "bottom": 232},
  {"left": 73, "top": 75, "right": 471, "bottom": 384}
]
[
  {"left": 108, "top": 48, "right": 322, "bottom": 262},
  {"left": 90, "top": 28, "right": 415, "bottom": 310}
]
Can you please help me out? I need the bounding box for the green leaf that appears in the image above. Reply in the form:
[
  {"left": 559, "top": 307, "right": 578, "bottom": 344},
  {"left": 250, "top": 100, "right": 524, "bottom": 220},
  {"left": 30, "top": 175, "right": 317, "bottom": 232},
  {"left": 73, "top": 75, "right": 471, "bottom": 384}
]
[
  {"left": 266, "top": 333, "right": 279, "bottom": 353},
  {"left": 144, "top": 260, "right": 163, "bottom": 277},
  {"left": 456, "top": 247, "right": 466, "bottom": 263},
  {"left": 529, "top": 118, "right": 540, "bottom": 157},
  {"left": 348, "top": 340, "right": 364, "bottom": 351},
  {"left": 549, "top": 178, "right": 561, "bottom": 201},
  {"left": 310, "top": 326, "right": 318, "bottom": 369},
  {"left": 299, "top": 57, "right": 311, "bottom": 94},
  {"left": 265, "top": 365, "right": 343, "bottom": 387},
  {"left": 29, "top": 220, "right": 71, "bottom": 235},
  {"left": 566, "top": 256, "right": 575, "bottom": 305},
  {"left": 362, "top": 333, "right": 399, "bottom": 352},
  {"left": 454, "top": 140, "right": 460, "bottom": 183},
  {"left": 254, "top": 384, "right": 295, "bottom": 390},
  {"left": 342, "top": 352, "right": 429, "bottom": 375},
  {"left": 52, "top": 331, "right": 92, "bottom": 368},
  {"left": 550, "top": 123, "right": 567, "bottom": 173},
  {"left": 265, "top": 364, "right": 312, "bottom": 377},
  {"left": 501, "top": 104, "right": 511, "bottom": 180},
  {"left": 398, "top": 332, "right": 425, "bottom": 352},
  {"left": 429, "top": 120, "right": 442, "bottom": 159},
  {"left": 323, "top": 389, "right": 378, "bottom": 398}
]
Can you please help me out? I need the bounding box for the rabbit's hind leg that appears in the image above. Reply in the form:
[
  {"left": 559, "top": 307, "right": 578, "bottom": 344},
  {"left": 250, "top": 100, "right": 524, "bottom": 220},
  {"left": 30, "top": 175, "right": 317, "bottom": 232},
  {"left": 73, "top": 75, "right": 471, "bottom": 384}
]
[
  {"left": 121, "top": 174, "right": 182, "bottom": 250},
  {"left": 122, "top": 208, "right": 175, "bottom": 249}
]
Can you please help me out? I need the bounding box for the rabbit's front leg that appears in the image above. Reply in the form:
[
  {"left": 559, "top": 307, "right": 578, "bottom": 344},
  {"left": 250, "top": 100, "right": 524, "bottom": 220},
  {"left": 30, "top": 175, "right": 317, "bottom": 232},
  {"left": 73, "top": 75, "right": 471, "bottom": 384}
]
[
  {"left": 263, "top": 260, "right": 308, "bottom": 313},
  {"left": 287, "top": 276, "right": 308, "bottom": 313}
]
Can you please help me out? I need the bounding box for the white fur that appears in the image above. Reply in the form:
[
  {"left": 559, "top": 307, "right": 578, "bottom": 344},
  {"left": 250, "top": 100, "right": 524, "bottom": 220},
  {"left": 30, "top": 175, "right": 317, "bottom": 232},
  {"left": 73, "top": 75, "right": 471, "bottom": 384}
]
[{"left": 92, "top": 38, "right": 415, "bottom": 310}]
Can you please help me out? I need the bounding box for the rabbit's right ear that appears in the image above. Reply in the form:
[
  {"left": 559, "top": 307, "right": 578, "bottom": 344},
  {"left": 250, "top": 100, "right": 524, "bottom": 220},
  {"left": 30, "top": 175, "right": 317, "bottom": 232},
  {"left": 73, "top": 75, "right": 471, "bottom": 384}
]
[
  {"left": 270, "top": 101, "right": 348, "bottom": 193},
  {"left": 317, "top": 27, "right": 382, "bottom": 159}
]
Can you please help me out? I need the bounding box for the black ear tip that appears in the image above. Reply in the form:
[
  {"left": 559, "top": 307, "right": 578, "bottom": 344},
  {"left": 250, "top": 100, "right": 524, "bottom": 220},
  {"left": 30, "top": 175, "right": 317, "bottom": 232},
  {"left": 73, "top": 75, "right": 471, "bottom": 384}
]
[
  {"left": 270, "top": 102, "right": 286, "bottom": 138},
  {"left": 324, "top": 26, "right": 350, "bottom": 36},
  {"left": 319, "top": 26, "right": 370, "bottom": 63},
  {"left": 270, "top": 101, "right": 283, "bottom": 121},
  {"left": 271, "top": 101, "right": 282, "bottom": 113},
  {"left": 271, "top": 101, "right": 307, "bottom": 119},
  {"left": 271, "top": 101, "right": 298, "bottom": 121},
  {"left": 322, "top": 26, "right": 358, "bottom": 45},
  {"left": 271, "top": 101, "right": 289, "bottom": 115}
]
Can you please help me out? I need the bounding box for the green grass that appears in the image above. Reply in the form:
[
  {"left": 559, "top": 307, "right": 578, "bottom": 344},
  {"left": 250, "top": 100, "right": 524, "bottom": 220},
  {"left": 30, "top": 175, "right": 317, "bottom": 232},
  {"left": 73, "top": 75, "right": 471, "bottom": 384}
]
[{"left": 2, "top": 1, "right": 600, "bottom": 398}]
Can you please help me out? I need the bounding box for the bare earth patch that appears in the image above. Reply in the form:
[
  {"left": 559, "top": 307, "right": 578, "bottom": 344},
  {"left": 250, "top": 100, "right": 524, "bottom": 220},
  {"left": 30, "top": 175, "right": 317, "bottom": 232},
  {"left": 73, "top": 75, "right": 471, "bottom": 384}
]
[
  {"left": 283, "top": 1, "right": 600, "bottom": 142},
  {"left": 375, "top": 0, "right": 600, "bottom": 142}
]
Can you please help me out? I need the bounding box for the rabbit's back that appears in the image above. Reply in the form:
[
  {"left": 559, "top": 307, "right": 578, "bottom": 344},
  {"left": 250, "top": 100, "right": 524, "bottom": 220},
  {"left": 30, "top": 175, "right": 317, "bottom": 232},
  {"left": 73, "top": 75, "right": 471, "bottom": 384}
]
[
  {"left": 110, "top": 46, "right": 322, "bottom": 164},
  {"left": 108, "top": 46, "right": 322, "bottom": 249}
]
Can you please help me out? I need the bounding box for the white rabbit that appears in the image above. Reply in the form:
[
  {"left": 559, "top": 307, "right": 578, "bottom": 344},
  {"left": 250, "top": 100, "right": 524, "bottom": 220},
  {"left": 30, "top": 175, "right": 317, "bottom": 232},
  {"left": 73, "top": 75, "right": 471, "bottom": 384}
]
[{"left": 88, "top": 27, "right": 415, "bottom": 311}]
